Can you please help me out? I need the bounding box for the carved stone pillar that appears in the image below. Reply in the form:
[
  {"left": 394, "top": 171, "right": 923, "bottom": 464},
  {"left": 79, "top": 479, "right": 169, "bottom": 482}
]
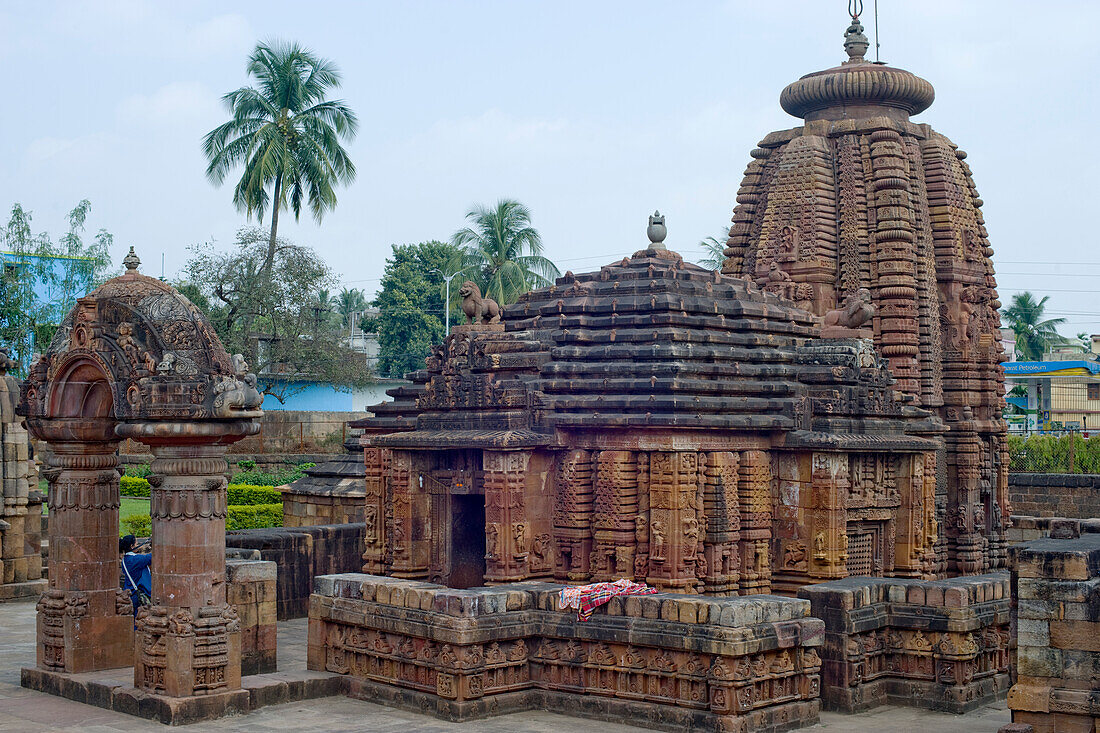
[
  {"left": 121, "top": 422, "right": 253, "bottom": 698},
  {"left": 32, "top": 420, "right": 134, "bottom": 673},
  {"left": 483, "top": 451, "right": 530, "bottom": 583},
  {"left": 590, "top": 450, "right": 638, "bottom": 583},
  {"left": 645, "top": 452, "right": 702, "bottom": 592},
  {"left": 387, "top": 450, "right": 428, "bottom": 578},
  {"left": 737, "top": 450, "right": 773, "bottom": 594},
  {"left": 552, "top": 449, "right": 593, "bottom": 582},
  {"left": 807, "top": 452, "right": 848, "bottom": 581},
  {"left": 361, "top": 442, "right": 386, "bottom": 574}
]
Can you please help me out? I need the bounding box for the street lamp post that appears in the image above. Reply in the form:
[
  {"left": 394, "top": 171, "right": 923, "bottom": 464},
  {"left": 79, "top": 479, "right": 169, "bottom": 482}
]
[{"left": 432, "top": 269, "right": 461, "bottom": 337}]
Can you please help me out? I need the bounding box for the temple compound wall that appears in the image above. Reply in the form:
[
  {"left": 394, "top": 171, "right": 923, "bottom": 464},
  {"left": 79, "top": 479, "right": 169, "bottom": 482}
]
[
  {"left": 308, "top": 573, "right": 823, "bottom": 732},
  {"left": 799, "top": 573, "right": 1010, "bottom": 713},
  {"left": 1009, "top": 473, "right": 1100, "bottom": 521},
  {"left": 1006, "top": 533, "right": 1100, "bottom": 732}
]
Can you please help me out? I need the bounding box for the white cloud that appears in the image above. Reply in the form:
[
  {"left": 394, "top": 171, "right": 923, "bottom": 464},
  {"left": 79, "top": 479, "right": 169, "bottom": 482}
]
[{"left": 115, "top": 81, "right": 222, "bottom": 128}]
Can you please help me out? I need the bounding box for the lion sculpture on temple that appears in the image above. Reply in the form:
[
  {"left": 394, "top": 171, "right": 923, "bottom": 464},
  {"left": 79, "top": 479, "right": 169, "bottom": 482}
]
[
  {"left": 821, "top": 288, "right": 875, "bottom": 337},
  {"left": 459, "top": 281, "right": 501, "bottom": 324}
]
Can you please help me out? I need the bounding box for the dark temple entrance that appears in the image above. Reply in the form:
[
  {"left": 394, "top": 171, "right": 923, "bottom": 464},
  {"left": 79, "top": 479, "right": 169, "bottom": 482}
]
[{"left": 448, "top": 495, "right": 486, "bottom": 588}]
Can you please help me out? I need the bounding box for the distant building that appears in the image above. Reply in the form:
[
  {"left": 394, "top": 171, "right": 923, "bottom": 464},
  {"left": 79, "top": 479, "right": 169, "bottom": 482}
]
[
  {"left": 0, "top": 250, "right": 98, "bottom": 363},
  {"left": 1003, "top": 335, "right": 1100, "bottom": 434}
]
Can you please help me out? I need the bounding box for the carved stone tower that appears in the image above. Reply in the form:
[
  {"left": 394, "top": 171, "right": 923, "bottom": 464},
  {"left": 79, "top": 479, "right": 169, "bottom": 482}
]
[{"left": 722, "top": 10, "right": 1008, "bottom": 573}]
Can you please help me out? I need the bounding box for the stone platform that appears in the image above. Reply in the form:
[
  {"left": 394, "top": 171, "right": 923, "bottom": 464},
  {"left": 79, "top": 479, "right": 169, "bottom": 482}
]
[
  {"left": 308, "top": 574, "right": 825, "bottom": 732},
  {"left": 21, "top": 664, "right": 342, "bottom": 725},
  {"left": 800, "top": 573, "right": 1011, "bottom": 714},
  {"left": 0, "top": 599, "right": 1011, "bottom": 731},
  {"left": 0, "top": 578, "right": 45, "bottom": 602}
]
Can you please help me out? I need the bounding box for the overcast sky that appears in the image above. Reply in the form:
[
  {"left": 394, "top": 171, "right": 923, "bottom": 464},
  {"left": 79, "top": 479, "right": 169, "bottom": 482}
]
[{"left": 3, "top": 1, "right": 1098, "bottom": 333}]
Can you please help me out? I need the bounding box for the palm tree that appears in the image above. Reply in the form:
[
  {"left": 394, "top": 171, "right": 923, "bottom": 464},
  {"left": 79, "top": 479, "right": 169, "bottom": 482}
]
[
  {"left": 1002, "top": 292, "right": 1068, "bottom": 361},
  {"left": 696, "top": 230, "right": 730, "bottom": 271},
  {"left": 449, "top": 199, "right": 560, "bottom": 306},
  {"left": 203, "top": 40, "right": 358, "bottom": 282},
  {"left": 337, "top": 287, "right": 367, "bottom": 329}
]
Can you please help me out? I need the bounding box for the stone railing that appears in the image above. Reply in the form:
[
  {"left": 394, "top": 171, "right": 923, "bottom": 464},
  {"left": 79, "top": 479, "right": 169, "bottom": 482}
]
[
  {"left": 308, "top": 574, "right": 824, "bottom": 731},
  {"left": 798, "top": 574, "right": 1011, "bottom": 713},
  {"left": 1006, "top": 534, "right": 1100, "bottom": 731}
]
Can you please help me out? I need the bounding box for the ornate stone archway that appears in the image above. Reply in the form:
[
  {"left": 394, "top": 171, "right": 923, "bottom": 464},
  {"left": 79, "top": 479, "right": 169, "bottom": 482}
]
[{"left": 19, "top": 248, "right": 262, "bottom": 697}]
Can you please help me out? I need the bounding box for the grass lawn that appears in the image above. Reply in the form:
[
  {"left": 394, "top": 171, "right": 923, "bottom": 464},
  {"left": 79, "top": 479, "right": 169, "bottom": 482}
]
[
  {"left": 120, "top": 496, "right": 150, "bottom": 518},
  {"left": 40, "top": 489, "right": 150, "bottom": 535}
]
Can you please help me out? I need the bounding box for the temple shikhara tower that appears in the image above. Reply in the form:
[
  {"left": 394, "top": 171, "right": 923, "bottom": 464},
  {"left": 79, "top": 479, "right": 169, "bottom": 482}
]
[{"left": 722, "top": 12, "right": 1008, "bottom": 574}]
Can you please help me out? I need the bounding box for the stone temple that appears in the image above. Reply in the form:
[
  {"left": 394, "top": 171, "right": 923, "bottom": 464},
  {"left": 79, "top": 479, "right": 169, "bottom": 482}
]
[
  {"left": 357, "top": 224, "right": 946, "bottom": 595},
  {"left": 722, "top": 13, "right": 1008, "bottom": 575}
]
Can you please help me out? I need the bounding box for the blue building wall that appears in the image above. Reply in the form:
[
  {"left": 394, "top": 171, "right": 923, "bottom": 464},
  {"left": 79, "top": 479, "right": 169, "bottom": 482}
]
[{"left": 259, "top": 380, "right": 404, "bottom": 412}]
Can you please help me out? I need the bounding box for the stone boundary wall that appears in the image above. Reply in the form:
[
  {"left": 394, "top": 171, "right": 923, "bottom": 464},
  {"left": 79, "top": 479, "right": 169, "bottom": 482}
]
[
  {"left": 1009, "top": 473, "right": 1100, "bottom": 520},
  {"left": 1006, "top": 535, "right": 1100, "bottom": 732},
  {"left": 1007, "top": 515, "right": 1100, "bottom": 544},
  {"left": 308, "top": 574, "right": 824, "bottom": 732},
  {"left": 227, "top": 524, "right": 364, "bottom": 619},
  {"left": 282, "top": 483, "right": 364, "bottom": 527},
  {"left": 227, "top": 559, "right": 278, "bottom": 676},
  {"left": 798, "top": 574, "right": 1011, "bottom": 713}
]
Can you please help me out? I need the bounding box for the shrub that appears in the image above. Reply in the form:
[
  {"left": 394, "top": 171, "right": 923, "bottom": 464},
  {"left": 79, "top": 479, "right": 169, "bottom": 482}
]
[
  {"left": 120, "top": 476, "right": 151, "bottom": 497},
  {"left": 230, "top": 462, "right": 311, "bottom": 487},
  {"left": 236, "top": 459, "right": 256, "bottom": 471},
  {"left": 121, "top": 513, "right": 151, "bottom": 537},
  {"left": 1008, "top": 434, "right": 1100, "bottom": 473},
  {"left": 227, "top": 484, "right": 282, "bottom": 506},
  {"left": 226, "top": 503, "right": 283, "bottom": 531},
  {"left": 123, "top": 463, "right": 152, "bottom": 478}
]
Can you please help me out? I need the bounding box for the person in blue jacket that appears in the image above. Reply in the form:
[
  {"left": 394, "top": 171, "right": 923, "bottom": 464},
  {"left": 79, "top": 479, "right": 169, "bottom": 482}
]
[{"left": 119, "top": 534, "right": 151, "bottom": 615}]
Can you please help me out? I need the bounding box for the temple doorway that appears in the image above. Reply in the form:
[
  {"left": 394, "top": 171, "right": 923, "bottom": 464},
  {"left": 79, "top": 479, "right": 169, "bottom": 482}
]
[{"left": 448, "top": 494, "right": 486, "bottom": 588}]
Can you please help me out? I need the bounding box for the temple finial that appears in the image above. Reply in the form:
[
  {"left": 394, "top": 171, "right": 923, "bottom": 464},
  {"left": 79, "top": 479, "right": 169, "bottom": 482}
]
[
  {"left": 123, "top": 246, "right": 141, "bottom": 273},
  {"left": 647, "top": 211, "right": 667, "bottom": 250},
  {"left": 844, "top": 0, "right": 869, "bottom": 63}
]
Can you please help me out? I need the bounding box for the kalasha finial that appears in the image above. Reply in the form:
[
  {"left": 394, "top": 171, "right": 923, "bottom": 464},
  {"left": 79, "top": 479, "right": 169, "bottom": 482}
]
[
  {"left": 123, "top": 246, "right": 141, "bottom": 273},
  {"left": 844, "top": 0, "right": 869, "bottom": 63},
  {"left": 647, "top": 211, "right": 667, "bottom": 249}
]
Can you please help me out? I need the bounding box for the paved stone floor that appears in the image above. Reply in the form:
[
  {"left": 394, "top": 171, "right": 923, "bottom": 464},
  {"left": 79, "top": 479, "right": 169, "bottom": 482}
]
[{"left": 0, "top": 598, "right": 1009, "bottom": 731}]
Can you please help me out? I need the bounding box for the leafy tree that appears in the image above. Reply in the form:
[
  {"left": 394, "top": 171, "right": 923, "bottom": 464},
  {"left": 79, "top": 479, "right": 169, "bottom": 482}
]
[
  {"left": 696, "top": 231, "right": 729, "bottom": 271},
  {"left": 182, "top": 227, "right": 369, "bottom": 403},
  {"left": 449, "top": 199, "right": 559, "bottom": 306},
  {"left": 202, "top": 40, "right": 358, "bottom": 282},
  {"left": 0, "top": 201, "right": 113, "bottom": 373},
  {"left": 366, "top": 241, "right": 463, "bottom": 378},
  {"left": 1002, "top": 292, "right": 1068, "bottom": 361},
  {"left": 337, "top": 287, "right": 367, "bottom": 329}
]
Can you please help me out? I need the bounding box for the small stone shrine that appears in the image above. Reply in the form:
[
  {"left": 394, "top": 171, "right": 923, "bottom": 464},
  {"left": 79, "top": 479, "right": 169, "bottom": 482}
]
[
  {"left": 18, "top": 248, "right": 263, "bottom": 716},
  {"left": 357, "top": 215, "right": 945, "bottom": 596},
  {"left": 722, "top": 10, "right": 1009, "bottom": 574},
  {"left": 0, "top": 347, "right": 45, "bottom": 600}
]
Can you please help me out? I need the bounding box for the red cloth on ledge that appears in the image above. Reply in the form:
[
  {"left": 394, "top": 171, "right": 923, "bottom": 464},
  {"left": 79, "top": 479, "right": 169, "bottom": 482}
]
[{"left": 558, "top": 578, "right": 657, "bottom": 621}]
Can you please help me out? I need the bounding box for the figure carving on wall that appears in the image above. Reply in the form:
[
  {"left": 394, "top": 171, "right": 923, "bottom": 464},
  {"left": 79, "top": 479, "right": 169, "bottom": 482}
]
[
  {"left": 512, "top": 523, "right": 528, "bottom": 557},
  {"left": 813, "top": 531, "right": 827, "bottom": 562},
  {"left": 777, "top": 225, "right": 798, "bottom": 262},
  {"left": 364, "top": 506, "right": 378, "bottom": 544},
  {"left": 486, "top": 523, "right": 499, "bottom": 558},
  {"left": 783, "top": 540, "right": 807, "bottom": 569},
  {"left": 459, "top": 281, "right": 501, "bottom": 324},
  {"left": 651, "top": 521, "right": 666, "bottom": 561}
]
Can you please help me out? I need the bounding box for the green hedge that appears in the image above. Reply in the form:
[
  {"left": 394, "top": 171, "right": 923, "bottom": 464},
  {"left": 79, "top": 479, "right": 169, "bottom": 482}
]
[
  {"left": 121, "top": 514, "right": 151, "bottom": 537},
  {"left": 119, "top": 478, "right": 281, "bottom": 505},
  {"left": 226, "top": 504, "right": 283, "bottom": 531},
  {"left": 227, "top": 484, "right": 282, "bottom": 505},
  {"left": 121, "top": 500, "right": 283, "bottom": 537},
  {"left": 1007, "top": 434, "right": 1100, "bottom": 474}
]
